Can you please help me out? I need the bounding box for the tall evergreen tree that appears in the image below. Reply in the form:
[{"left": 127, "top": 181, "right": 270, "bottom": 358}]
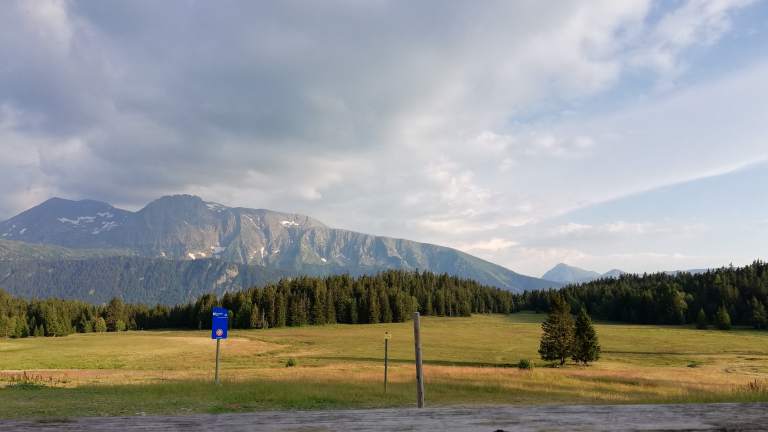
[
  {"left": 249, "top": 304, "right": 260, "bottom": 329},
  {"left": 715, "top": 306, "right": 732, "bottom": 330},
  {"left": 749, "top": 297, "right": 767, "bottom": 330},
  {"left": 695, "top": 308, "right": 708, "bottom": 330},
  {"left": 539, "top": 295, "right": 574, "bottom": 365},
  {"left": 275, "top": 292, "right": 287, "bottom": 328},
  {"left": 572, "top": 309, "right": 600, "bottom": 365},
  {"left": 367, "top": 288, "right": 380, "bottom": 324}
]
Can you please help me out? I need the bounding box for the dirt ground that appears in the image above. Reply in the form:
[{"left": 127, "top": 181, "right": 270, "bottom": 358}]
[{"left": 0, "top": 402, "right": 766, "bottom": 431}]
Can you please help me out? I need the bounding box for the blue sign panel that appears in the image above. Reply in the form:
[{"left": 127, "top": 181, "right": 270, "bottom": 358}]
[{"left": 212, "top": 307, "right": 228, "bottom": 339}]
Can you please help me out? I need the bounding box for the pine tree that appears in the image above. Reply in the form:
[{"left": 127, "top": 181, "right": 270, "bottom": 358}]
[
  {"left": 0, "top": 315, "right": 8, "bottom": 338},
  {"left": 572, "top": 308, "right": 600, "bottom": 365},
  {"left": 249, "top": 304, "right": 260, "bottom": 329},
  {"left": 695, "top": 308, "right": 708, "bottom": 330},
  {"left": 349, "top": 298, "right": 358, "bottom": 324},
  {"left": 368, "top": 289, "right": 380, "bottom": 324},
  {"left": 325, "top": 289, "right": 336, "bottom": 324},
  {"left": 77, "top": 313, "right": 90, "bottom": 333},
  {"left": 538, "top": 296, "right": 574, "bottom": 365},
  {"left": 715, "top": 306, "right": 732, "bottom": 330},
  {"left": 275, "top": 292, "right": 287, "bottom": 328},
  {"left": 749, "top": 297, "right": 767, "bottom": 330}
]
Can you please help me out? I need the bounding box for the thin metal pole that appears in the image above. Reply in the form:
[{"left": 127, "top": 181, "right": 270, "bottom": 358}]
[
  {"left": 215, "top": 338, "right": 221, "bottom": 384},
  {"left": 413, "top": 312, "right": 424, "bottom": 408},
  {"left": 384, "top": 336, "right": 389, "bottom": 392}
]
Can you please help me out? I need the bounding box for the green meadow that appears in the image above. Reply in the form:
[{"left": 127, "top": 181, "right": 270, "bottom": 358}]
[{"left": 2, "top": 312, "right": 768, "bottom": 418}]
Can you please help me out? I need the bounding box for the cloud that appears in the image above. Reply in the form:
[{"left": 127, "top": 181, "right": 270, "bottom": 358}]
[
  {"left": 457, "top": 237, "right": 519, "bottom": 252},
  {"left": 547, "top": 221, "right": 651, "bottom": 238},
  {"left": 628, "top": 0, "right": 759, "bottom": 79},
  {"left": 0, "top": 0, "right": 764, "bottom": 277}
]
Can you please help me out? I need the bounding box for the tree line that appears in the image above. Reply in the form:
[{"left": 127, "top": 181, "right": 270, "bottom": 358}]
[
  {"left": 3, "top": 259, "right": 766, "bottom": 339},
  {"left": 516, "top": 260, "right": 768, "bottom": 329},
  {"left": 0, "top": 269, "right": 515, "bottom": 338}
]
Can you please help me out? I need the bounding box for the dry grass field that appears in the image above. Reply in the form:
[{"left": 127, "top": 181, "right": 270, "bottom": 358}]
[{"left": 2, "top": 312, "right": 768, "bottom": 418}]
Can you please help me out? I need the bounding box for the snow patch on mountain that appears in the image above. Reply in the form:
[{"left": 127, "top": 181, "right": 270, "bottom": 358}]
[
  {"left": 92, "top": 221, "right": 118, "bottom": 234},
  {"left": 281, "top": 221, "right": 298, "bottom": 227},
  {"left": 58, "top": 216, "right": 96, "bottom": 225}
]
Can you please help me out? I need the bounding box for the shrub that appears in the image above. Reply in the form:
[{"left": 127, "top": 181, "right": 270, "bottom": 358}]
[
  {"left": 518, "top": 359, "right": 533, "bottom": 370},
  {"left": 286, "top": 358, "right": 298, "bottom": 367}
]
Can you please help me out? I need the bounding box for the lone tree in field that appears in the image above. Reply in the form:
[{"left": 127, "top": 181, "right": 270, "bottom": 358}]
[
  {"left": 695, "top": 308, "right": 708, "bottom": 330},
  {"left": 539, "top": 295, "right": 574, "bottom": 365},
  {"left": 715, "top": 306, "right": 732, "bottom": 330},
  {"left": 572, "top": 308, "right": 600, "bottom": 365}
]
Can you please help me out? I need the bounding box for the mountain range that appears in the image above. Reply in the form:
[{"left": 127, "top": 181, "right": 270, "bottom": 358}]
[
  {"left": 542, "top": 263, "right": 711, "bottom": 285},
  {"left": 0, "top": 195, "right": 562, "bottom": 294},
  {"left": 542, "top": 263, "right": 626, "bottom": 284}
]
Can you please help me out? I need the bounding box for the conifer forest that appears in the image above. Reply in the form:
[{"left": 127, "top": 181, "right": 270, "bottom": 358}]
[{"left": 1, "top": 260, "right": 767, "bottom": 338}]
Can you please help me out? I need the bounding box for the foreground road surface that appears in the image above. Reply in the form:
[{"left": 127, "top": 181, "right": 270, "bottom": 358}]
[{"left": 0, "top": 402, "right": 764, "bottom": 431}]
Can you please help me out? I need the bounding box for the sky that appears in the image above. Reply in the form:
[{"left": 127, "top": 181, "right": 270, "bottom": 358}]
[{"left": 1, "top": 0, "right": 767, "bottom": 278}]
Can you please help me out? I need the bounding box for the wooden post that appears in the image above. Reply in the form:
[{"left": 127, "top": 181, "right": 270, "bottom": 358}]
[
  {"left": 215, "top": 338, "right": 221, "bottom": 384},
  {"left": 384, "top": 334, "right": 389, "bottom": 392},
  {"left": 413, "top": 312, "right": 424, "bottom": 408}
]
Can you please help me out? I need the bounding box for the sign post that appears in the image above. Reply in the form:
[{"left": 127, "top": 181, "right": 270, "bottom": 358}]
[
  {"left": 212, "top": 307, "right": 228, "bottom": 384},
  {"left": 413, "top": 312, "right": 424, "bottom": 408},
  {"left": 384, "top": 332, "right": 392, "bottom": 392}
]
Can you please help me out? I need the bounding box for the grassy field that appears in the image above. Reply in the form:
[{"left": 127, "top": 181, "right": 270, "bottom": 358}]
[{"left": 2, "top": 312, "right": 768, "bottom": 418}]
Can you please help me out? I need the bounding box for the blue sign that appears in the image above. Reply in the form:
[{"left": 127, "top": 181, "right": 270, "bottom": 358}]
[{"left": 212, "top": 307, "right": 228, "bottom": 339}]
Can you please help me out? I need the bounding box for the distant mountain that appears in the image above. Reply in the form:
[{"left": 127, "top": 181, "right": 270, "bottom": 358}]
[
  {"left": 601, "top": 269, "right": 627, "bottom": 279},
  {"left": 664, "top": 269, "right": 709, "bottom": 276},
  {"left": 0, "top": 256, "right": 299, "bottom": 305},
  {"left": 0, "top": 195, "right": 561, "bottom": 293},
  {"left": 542, "top": 263, "right": 601, "bottom": 284},
  {"left": 1, "top": 198, "right": 131, "bottom": 249},
  {"left": 542, "top": 263, "right": 627, "bottom": 284}
]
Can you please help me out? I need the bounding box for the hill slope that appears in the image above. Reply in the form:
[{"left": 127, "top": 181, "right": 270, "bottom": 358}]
[
  {"left": 0, "top": 256, "right": 299, "bottom": 305},
  {"left": 0, "top": 238, "right": 128, "bottom": 261},
  {"left": 1, "top": 195, "right": 561, "bottom": 293}
]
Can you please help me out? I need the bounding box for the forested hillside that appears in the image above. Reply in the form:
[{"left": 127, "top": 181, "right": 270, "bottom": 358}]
[
  {"left": 0, "top": 269, "right": 515, "bottom": 337},
  {"left": 0, "top": 257, "right": 299, "bottom": 305},
  {"left": 518, "top": 260, "right": 768, "bottom": 327},
  {"left": 0, "top": 238, "right": 127, "bottom": 260},
  {"left": 5, "top": 260, "right": 765, "bottom": 340}
]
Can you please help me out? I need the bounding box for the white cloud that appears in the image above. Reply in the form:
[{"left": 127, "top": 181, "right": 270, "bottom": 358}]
[
  {"left": 628, "top": 0, "right": 759, "bottom": 79},
  {"left": 457, "top": 237, "right": 518, "bottom": 252},
  {"left": 547, "top": 221, "right": 652, "bottom": 239},
  {"left": 0, "top": 0, "right": 764, "bottom": 278}
]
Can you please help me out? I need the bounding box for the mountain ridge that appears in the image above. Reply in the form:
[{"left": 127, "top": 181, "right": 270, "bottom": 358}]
[
  {"left": 543, "top": 263, "right": 710, "bottom": 284},
  {"left": 542, "top": 263, "right": 626, "bottom": 284},
  {"left": 1, "top": 195, "right": 562, "bottom": 293}
]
